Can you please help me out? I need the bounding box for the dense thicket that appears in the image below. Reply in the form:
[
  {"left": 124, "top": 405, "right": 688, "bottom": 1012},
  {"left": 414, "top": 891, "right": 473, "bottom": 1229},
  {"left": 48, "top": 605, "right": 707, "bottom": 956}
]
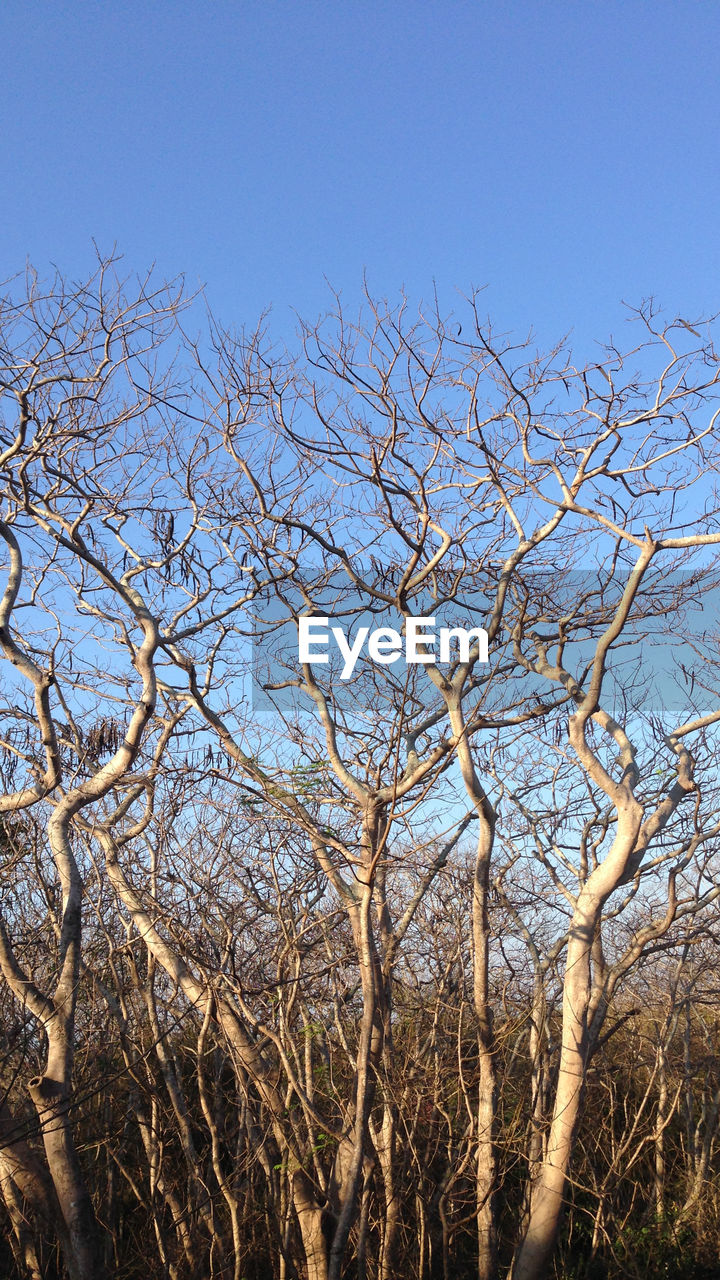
[{"left": 3, "top": 865, "right": 720, "bottom": 1280}]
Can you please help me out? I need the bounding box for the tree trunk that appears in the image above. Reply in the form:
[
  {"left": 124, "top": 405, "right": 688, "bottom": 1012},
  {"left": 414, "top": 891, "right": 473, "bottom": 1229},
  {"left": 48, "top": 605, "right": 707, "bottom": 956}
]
[
  {"left": 654, "top": 1042, "right": 667, "bottom": 1222},
  {"left": 293, "top": 1173, "right": 329, "bottom": 1280},
  {"left": 27, "top": 1074, "right": 106, "bottom": 1280},
  {"left": 510, "top": 716, "right": 645, "bottom": 1280}
]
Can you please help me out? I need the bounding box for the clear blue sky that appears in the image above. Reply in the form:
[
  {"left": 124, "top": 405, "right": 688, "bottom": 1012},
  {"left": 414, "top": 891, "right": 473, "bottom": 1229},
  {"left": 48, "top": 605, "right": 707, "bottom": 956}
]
[{"left": 1, "top": 1, "right": 718, "bottom": 353}]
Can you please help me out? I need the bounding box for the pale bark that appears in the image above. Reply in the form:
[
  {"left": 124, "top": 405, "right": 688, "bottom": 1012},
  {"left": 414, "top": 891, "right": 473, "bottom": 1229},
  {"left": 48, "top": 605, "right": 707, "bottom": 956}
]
[
  {"left": 445, "top": 692, "right": 498, "bottom": 1280},
  {"left": 0, "top": 1169, "right": 43, "bottom": 1280}
]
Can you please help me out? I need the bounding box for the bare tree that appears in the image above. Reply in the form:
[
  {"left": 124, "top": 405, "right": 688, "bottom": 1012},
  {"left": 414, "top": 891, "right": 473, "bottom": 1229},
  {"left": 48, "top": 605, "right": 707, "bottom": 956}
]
[{"left": 2, "top": 261, "right": 720, "bottom": 1280}]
